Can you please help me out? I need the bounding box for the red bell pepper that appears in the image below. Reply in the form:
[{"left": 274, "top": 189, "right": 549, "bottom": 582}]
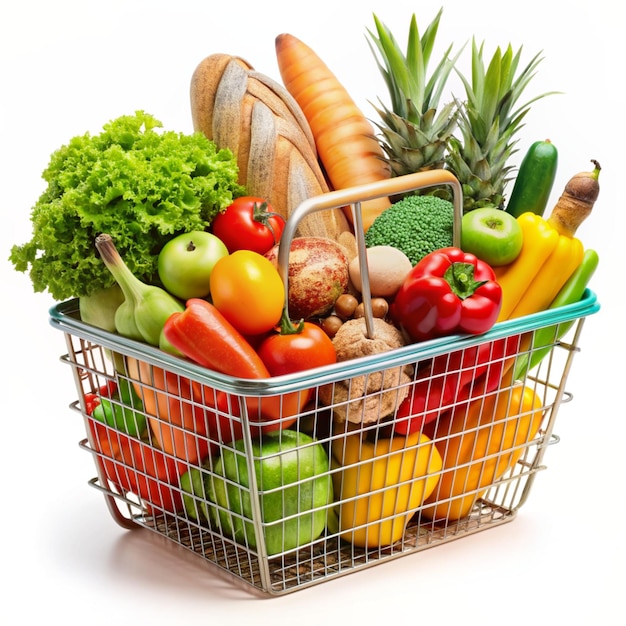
[
  {"left": 393, "top": 333, "right": 525, "bottom": 435},
  {"left": 86, "top": 409, "right": 186, "bottom": 515},
  {"left": 83, "top": 380, "right": 117, "bottom": 415},
  {"left": 391, "top": 247, "right": 502, "bottom": 342}
]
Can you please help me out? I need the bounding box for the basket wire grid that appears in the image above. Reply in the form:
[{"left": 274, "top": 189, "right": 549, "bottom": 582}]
[{"left": 48, "top": 171, "right": 600, "bottom": 595}]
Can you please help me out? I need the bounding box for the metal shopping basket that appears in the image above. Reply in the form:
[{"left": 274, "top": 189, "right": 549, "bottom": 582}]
[{"left": 48, "top": 171, "right": 600, "bottom": 595}]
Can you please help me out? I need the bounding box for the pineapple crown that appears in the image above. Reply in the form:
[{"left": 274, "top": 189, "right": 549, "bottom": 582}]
[
  {"left": 371, "top": 100, "right": 457, "bottom": 176},
  {"left": 457, "top": 40, "right": 555, "bottom": 148},
  {"left": 366, "top": 9, "right": 460, "bottom": 121},
  {"left": 365, "top": 11, "right": 559, "bottom": 209},
  {"left": 447, "top": 39, "right": 561, "bottom": 209},
  {"left": 367, "top": 8, "right": 463, "bottom": 173}
]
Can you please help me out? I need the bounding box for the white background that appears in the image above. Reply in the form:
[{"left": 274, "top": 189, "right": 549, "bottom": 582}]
[{"left": 1, "top": 1, "right": 623, "bottom": 623}]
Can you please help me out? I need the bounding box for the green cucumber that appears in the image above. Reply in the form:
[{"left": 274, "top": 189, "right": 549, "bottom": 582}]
[
  {"left": 506, "top": 139, "right": 558, "bottom": 218},
  {"left": 513, "top": 248, "right": 599, "bottom": 380}
]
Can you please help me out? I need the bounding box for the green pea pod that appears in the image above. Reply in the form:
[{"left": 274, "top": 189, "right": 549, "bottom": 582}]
[
  {"left": 514, "top": 248, "right": 599, "bottom": 380},
  {"left": 92, "top": 378, "right": 147, "bottom": 438}
]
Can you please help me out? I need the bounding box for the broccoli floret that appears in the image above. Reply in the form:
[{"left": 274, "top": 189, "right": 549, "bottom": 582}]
[{"left": 364, "top": 194, "right": 454, "bottom": 265}]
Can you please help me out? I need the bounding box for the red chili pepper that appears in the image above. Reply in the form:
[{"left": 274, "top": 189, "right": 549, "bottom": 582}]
[
  {"left": 163, "top": 298, "right": 301, "bottom": 429},
  {"left": 394, "top": 333, "right": 524, "bottom": 435},
  {"left": 163, "top": 298, "right": 271, "bottom": 379},
  {"left": 391, "top": 247, "right": 502, "bottom": 342}
]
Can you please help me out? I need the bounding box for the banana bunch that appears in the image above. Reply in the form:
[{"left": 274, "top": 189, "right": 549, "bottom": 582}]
[{"left": 190, "top": 54, "right": 351, "bottom": 241}]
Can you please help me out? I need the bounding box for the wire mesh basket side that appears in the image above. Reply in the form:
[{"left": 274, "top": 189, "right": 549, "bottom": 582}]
[{"left": 57, "top": 306, "right": 588, "bottom": 595}]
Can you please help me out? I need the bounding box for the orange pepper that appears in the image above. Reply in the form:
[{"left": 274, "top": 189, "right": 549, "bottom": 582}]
[{"left": 421, "top": 382, "right": 544, "bottom": 522}]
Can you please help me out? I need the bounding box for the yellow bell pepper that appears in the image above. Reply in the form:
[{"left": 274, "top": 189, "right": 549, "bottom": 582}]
[
  {"left": 331, "top": 430, "right": 442, "bottom": 548},
  {"left": 495, "top": 212, "right": 584, "bottom": 321},
  {"left": 420, "top": 382, "right": 544, "bottom": 522}
]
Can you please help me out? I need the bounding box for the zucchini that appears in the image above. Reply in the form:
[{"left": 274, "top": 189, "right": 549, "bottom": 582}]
[{"left": 505, "top": 139, "right": 558, "bottom": 218}]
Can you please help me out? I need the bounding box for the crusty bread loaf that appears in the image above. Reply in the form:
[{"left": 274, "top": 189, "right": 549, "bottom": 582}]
[{"left": 190, "top": 53, "right": 351, "bottom": 241}]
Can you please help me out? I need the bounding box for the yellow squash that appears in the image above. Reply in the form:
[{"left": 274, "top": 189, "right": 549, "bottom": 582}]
[
  {"left": 495, "top": 212, "right": 584, "bottom": 321},
  {"left": 331, "top": 430, "right": 442, "bottom": 548}
]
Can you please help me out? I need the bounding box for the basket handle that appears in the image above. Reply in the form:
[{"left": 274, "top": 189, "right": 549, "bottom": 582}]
[{"left": 277, "top": 169, "right": 464, "bottom": 338}]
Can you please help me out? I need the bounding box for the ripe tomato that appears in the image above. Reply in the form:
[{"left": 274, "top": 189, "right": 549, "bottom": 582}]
[
  {"left": 211, "top": 196, "right": 285, "bottom": 255},
  {"left": 257, "top": 320, "right": 337, "bottom": 415},
  {"left": 209, "top": 250, "right": 285, "bottom": 336},
  {"left": 257, "top": 321, "right": 337, "bottom": 376}
]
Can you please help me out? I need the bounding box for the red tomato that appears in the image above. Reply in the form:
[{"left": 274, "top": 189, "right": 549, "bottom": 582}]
[
  {"left": 212, "top": 196, "right": 285, "bottom": 255},
  {"left": 256, "top": 321, "right": 336, "bottom": 414},
  {"left": 257, "top": 321, "right": 337, "bottom": 377}
]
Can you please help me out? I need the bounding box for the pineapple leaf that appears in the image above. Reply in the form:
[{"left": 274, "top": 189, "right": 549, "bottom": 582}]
[
  {"left": 367, "top": 9, "right": 460, "bottom": 175},
  {"left": 406, "top": 15, "right": 426, "bottom": 106},
  {"left": 449, "top": 39, "right": 561, "bottom": 210},
  {"left": 368, "top": 9, "right": 459, "bottom": 118},
  {"left": 369, "top": 15, "right": 413, "bottom": 115},
  {"left": 481, "top": 45, "right": 503, "bottom": 135},
  {"left": 416, "top": 7, "right": 442, "bottom": 67},
  {"left": 426, "top": 43, "right": 463, "bottom": 111}
]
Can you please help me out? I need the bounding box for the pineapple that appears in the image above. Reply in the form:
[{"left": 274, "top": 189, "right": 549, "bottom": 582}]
[
  {"left": 447, "top": 40, "right": 559, "bottom": 212},
  {"left": 367, "top": 9, "right": 461, "bottom": 177}
]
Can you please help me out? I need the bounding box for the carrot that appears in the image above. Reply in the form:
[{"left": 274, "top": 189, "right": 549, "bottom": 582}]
[
  {"left": 126, "top": 357, "right": 213, "bottom": 464},
  {"left": 275, "top": 33, "right": 392, "bottom": 231}
]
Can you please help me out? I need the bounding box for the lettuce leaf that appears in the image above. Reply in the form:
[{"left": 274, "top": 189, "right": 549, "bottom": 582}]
[{"left": 10, "top": 111, "right": 243, "bottom": 300}]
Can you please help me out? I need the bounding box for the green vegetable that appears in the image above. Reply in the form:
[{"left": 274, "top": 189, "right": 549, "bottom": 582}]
[
  {"left": 9, "top": 111, "right": 243, "bottom": 301},
  {"left": 95, "top": 233, "right": 184, "bottom": 349},
  {"left": 78, "top": 284, "right": 124, "bottom": 332},
  {"left": 92, "top": 378, "right": 147, "bottom": 438},
  {"left": 513, "top": 248, "right": 599, "bottom": 380},
  {"left": 180, "top": 466, "right": 211, "bottom": 522},
  {"left": 364, "top": 194, "right": 454, "bottom": 266},
  {"left": 505, "top": 139, "right": 559, "bottom": 218},
  {"left": 207, "top": 430, "right": 333, "bottom": 556}
]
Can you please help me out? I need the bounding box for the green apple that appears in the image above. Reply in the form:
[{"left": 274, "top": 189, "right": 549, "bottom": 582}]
[
  {"left": 158, "top": 230, "right": 228, "bottom": 300},
  {"left": 180, "top": 466, "right": 212, "bottom": 522},
  {"left": 206, "top": 429, "right": 333, "bottom": 555},
  {"left": 461, "top": 207, "right": 523, "bottom": 266}
]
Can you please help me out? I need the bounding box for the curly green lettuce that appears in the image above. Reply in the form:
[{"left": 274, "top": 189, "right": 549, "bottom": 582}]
[{"left": 9, "top": 110, "right": 243, "bottom": 301}]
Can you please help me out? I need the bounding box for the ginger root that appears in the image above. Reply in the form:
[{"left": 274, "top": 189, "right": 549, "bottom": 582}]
[{"left": 548, "top": 159, "right": 601, "bottom": 237}]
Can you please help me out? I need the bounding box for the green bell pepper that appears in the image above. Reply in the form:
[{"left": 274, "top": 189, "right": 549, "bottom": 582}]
[{"left": 91, "top": 378, "right": 147, "bottom": 438}]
